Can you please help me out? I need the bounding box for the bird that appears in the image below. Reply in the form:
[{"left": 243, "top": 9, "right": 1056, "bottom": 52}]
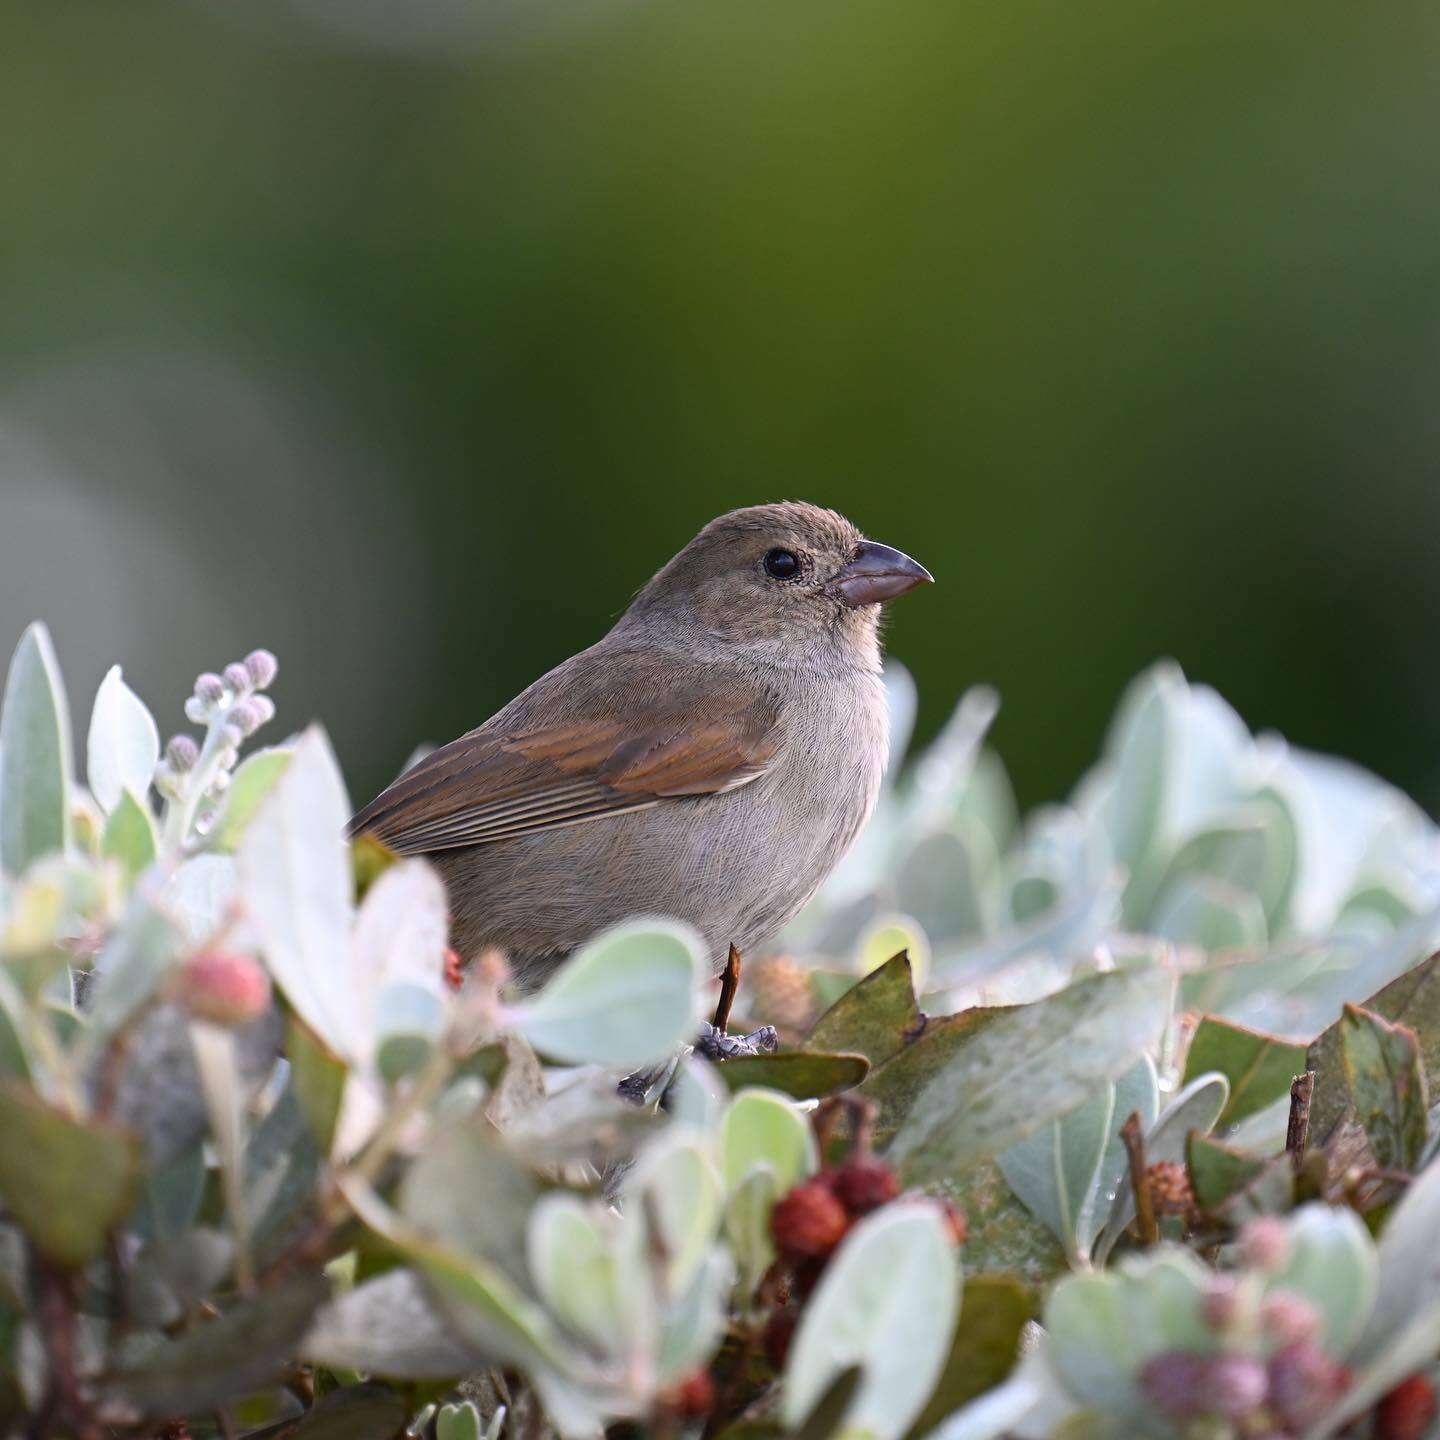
[{"left": 349, "top": 502, "right": 932, "bottom": 989}]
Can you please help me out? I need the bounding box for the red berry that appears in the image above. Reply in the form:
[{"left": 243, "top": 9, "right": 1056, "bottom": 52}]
[
  {"left": 771, "top": 1181, "right": 850, "bottom": 1259},
  {"left": 176, "top": 950, "right": 271, "bottom": 1026},
  {"left": 829, "top": 1158, "right": 901, "bottom": 1217},
  {"left": 661, "top": 1370, "right": 716, "bottom": 1418},
  {"left": 1376, "top": 1374, "right": 1439, "bottom": 1440},
  {"left": 763, "top": 1308, "right": 798, "bottom": 1369}
]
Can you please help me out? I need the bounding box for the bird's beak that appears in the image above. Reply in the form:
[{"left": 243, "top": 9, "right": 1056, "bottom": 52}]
[{"left": 828, "top": 540, "right": 934, "bottom": 608}]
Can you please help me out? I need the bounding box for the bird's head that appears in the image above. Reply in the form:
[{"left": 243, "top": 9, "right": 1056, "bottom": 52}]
[{"left": 617, "top": 501, "right": 932, "bottom": 668}]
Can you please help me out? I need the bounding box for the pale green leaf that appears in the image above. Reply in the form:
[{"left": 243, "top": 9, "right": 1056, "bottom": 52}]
[
  {"left": 876, "top": 966, "right": 1170, "bottom": 1182},
  {"left": 237, "top": 726, "right": 356, "bottom": 1060},
  {"left": 101, "top": 787, "right": 158, "bottom": 882},
  {"left": 0, "top": 622, "right": 73, "bottom": 874},
  {"left": 513, "top": 917, "right": 703, "bottom": 1068},
  {"left": 86, "top": 665, "right": 159, "bottom": 815},
  {"left": 782, "top": 1203, "right": 960, "bottom": 1440}
]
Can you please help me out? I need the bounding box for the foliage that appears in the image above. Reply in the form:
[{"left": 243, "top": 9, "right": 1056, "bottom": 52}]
[{"left": 0, "top": 626, "right": 1438, "bottom": 1440}]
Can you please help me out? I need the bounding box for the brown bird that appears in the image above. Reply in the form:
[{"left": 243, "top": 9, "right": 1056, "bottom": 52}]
[{"left": 350, "top": 503, "right": 931, "bottom": 988}]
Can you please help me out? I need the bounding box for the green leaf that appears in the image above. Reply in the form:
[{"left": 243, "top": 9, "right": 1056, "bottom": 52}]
[
  {"left": 1107, "top": 665, "right": 1179, "bottom": 881},
  {"left": 1044, "top": 1248, "right": 1213, "bottom": 1417},
  {"left": 1307, "top": 949, "right": 1440, "bottom": 1144},
  {"left": 1270, "top": 1203, "right": 1377, "bottom": 1355},
  {"left": 209, "top": 747, "right": 292, "bottom": 852},
  {"left": 110, "top": 1274, "right": 329, "bottom": 1415},
  {"left": 304, "top": 1268, "right": 484, "bottom": 1379},
  {"left": 101, "top": 787, "right": 158, "bottom": 882},
  {"left": 78, "top": 896, "right": 179, "bottom": 1053},
  {"left": 86, "top": 664, "right": 159, "bottom": 815},
  {"left": 1185, "top": 1133, "right": 1266, "bottom": 1211},
  {"left": 343, "top": 1176, "right": 565, "bottom": 1375},
  {"left": 238, "top": 726, "right": 357, "bottom": 1061},
  {"left": 0, "top": 622, "right": 73, "bottom": 874},
  {"left": 720, "top": 1088, "right": 816, "bottom": 1193},
  {"left": 807, "top": 950, "right": 922, "bottom": 1067},
  {"left": 0, "top": 1081, "right": 139, "bottom": 1265},
  {"left": 1182, "top": 1016, "right": 1308, "bottom": 1127},
  {"left": 437, "top": 1401, "right": 484, "bottom": 1440},
  {"left": 292, "top": 1384, "right": 410, "bottom": 1440},
  {"left": 725, "top": 1167, "right": 781, "bottom": 1299},
  {"left": 287, "top": 1015, "right": 347, "bottom": 1155},
  {"left": 1329, "top": 1159, "right": 1440, "bottom": 1433},
  {"left": 929, "top": 1158, "right": 1068, "bottom": 1284},
  {"left": 626, "top": 1132, "right": 723, "bottom": 1292},
  {"left": 895, "top": 828, "right": 987, "bottom": 944},
  {"left": 246, "top": 1083, "right": 323, "bottom": 1266},
  {"left": 782, "top": 1203, "right": 960, "bottom": 1440},
  {"left": 1338, "top": 1003, "right": 1428, "bottom": 1171},
  {"left": 1077, "top": 1056, "right": 1159, "bottom": 1256},
  {"left": 902, "top": 1276, "right": 1035, "bottom": 1440},
  {"left": 1151, "top": 875, "right": 1266, "bottom": 952},
  {"left": 872, "top": 966, "right": 1170, "bottom": 1183},
  {"left": 527, "top": 1194, "right": 625, "bottom": 1352},
  {"left": 1094, "top": 1072, "right": 1230, "bottom": 1263},
  {"left": 400, "top": 1121, "right": 539, "bottom": 1290},
  {"left": 513, "top": 917, "right": 702, "bottom": 1068},
  {"left": 997, "top": 1084, "right": 1115, "bottom": 1265},
  {"left": 715, "top": 1050, "right": 869, "bottom": 1099}
]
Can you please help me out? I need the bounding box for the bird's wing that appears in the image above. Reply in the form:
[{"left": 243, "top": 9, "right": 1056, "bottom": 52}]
[{"left": 348, "top": 652, "right": 782, "bottom": 855}]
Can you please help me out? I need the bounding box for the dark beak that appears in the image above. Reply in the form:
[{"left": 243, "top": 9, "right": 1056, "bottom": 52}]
[{"left": 828, "top": 540, "right": 934, "bottom": 608}]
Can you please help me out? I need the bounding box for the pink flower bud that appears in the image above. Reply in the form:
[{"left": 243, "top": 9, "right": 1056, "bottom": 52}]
[
  {"left": 166, "top": 734, "right": 200, "bottom": 771},
  {"left": 176, "top": 950, "right": 271, "bottom": 1026},
  {"left": 1259, "top": 1290, "right": 1320, "bottom": 1347},
  {"left": 1268, "top": 1342, "right": 1349, "bottom": 1429},
  {"left": 229, "top": 700, "right": 262, "bottom": 737},
  {"left": 219, "top": 724, "right": 244, "bottom": 751},
  {"left": 194, "top": 672, "right": 225, "bottom": 706},
  {"left": 1202, "top": 1353, "right": 1269, "bottom": 1420},
  {"left": 1240, "top": 1216, "right": 1290, "bottom": 1272},
  {"left": 1139, "top": 1352, "right": 1209, "bottom": 1418},
  {"left": 1201, "top": 1276, "right": 1242, "bottom": 1333},
  {"left": 223, "top": 662, "right": 252, "bottom": 695},
  {"left": 244, "top": 649, "right": 278, "bottom": 689},
  {"left": 249, "top": 694, "right": 276, "bottom": 727}
]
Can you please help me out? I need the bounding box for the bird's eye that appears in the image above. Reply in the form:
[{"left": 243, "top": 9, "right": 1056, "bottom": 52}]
[{"left": 763, "top": 548, "right": 801, "bottom": 580}]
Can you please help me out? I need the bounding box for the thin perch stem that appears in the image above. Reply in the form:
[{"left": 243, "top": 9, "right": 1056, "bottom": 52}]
[
  {"left": 1286, "top": 1070, "right": 1315, "bottom": 1172},
  {"left": 1121, "top": 1110, "right": 1158, "bottom": 1246},
  {"left": 713, "top": 944, "right": 742, "bottom": 1031}
]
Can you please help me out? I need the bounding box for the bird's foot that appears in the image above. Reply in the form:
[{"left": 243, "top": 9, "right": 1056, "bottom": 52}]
[{"left": 694, "top": 1020, "right": 779, "bottom": 1061}]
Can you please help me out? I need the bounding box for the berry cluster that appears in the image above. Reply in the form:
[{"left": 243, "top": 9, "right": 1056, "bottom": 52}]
[{"left": 763, "top": 1154, "right": 963, "bottom": 1369}]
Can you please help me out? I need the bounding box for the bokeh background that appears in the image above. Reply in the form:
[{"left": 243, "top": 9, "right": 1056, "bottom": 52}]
[{"left": 5, "top": 0, "right": 1440, "bottom": 813}]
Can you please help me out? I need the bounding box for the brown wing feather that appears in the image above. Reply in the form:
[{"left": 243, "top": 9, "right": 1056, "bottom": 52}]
[{"left": 349, "top": 653, "right": 781, "bottom": 856}]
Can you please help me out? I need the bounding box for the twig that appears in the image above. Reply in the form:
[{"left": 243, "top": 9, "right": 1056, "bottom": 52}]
[
  {"left": 1286, "top": 1071, "right": 1315, "bottom": 1172},
  {"left": 714, "top": 945, "right": 742, "bottom": 1031},
  {"left": 1121, "top": 1111, "right": 1158, "bottom": 1246}
]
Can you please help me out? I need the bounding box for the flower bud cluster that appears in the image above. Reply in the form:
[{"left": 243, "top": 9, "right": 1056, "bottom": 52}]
[
  {"left": 1138, "top": 1258, "right": 1348, "bottom": 1437},
  {"left": 158, "top": 648, "right": 279, "bottom": 842}
]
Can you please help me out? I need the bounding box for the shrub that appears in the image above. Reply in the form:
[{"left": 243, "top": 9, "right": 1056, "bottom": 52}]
[{"left": 0, "top": 622, "right": 1435, "bottom": 1440}]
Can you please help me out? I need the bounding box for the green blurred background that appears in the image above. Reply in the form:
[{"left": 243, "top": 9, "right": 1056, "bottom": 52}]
[{"left": 5, "top": 0, "right": 1440, "bottom": 812}]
